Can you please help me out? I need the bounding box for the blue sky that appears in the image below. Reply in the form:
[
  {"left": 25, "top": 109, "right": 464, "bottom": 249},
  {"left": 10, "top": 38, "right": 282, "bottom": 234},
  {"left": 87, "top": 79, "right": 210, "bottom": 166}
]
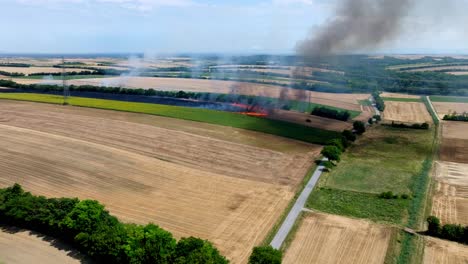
[{"left": 1, "top": 0, "right": 467, "bottom": 54}]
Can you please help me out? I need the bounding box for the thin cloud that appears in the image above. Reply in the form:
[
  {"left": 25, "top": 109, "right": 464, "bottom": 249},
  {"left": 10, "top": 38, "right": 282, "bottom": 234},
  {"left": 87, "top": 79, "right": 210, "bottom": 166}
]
[{"left": 16, "top": 0, "right": 195, "bottom": 10}]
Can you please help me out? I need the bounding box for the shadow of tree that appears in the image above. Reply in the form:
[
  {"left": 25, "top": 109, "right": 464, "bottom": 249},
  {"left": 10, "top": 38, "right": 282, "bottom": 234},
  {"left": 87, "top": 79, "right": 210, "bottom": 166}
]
[{"left": 0, "top": 225, "right": 93, "bottom": 263}]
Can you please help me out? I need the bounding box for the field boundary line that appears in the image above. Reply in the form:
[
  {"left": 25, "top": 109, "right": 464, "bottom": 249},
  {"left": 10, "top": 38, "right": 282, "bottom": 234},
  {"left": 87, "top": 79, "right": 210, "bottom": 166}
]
[{"left": 270, "top": 159, "right": 326, "bottom": 249}]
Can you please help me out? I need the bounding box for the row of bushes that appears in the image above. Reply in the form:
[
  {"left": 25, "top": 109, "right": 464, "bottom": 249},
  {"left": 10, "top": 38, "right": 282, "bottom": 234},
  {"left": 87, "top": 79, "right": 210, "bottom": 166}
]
[
  {"left": 427, "top": 216, "right": 468, "bottom": 244},
  {"left": 0, "top": 184, "right": 228, "bottom": 263},
  {"left": 372, "top": 91, "right": 385, "bottom": 112},
  {"left": 378, "top": 191, "right": 410, "bottom": 200},
  {"left": 387, "top": 122, "right": 430, "bottom": 130},
  {"left": 311, "top": 106, "right": 351, "bottom": 121},
  {"left": 29, "top": 71, "right": 97, "bottom": 76},
  {"left": 443, "top": 112, "right": 468, "bottom": 122},
  {"left": 321, "top": 126, "right": 360, "bottom": 165},
  {"left": 0, "top": 63, "right": 31, "bottom": 67},
  {"left": 0, "top": 70, "right": 25, "bottom": 77}
]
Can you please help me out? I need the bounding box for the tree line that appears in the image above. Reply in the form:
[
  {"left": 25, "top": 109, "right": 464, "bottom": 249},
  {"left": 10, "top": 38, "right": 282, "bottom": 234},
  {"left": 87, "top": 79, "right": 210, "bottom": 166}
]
[
  {"left": 443, "top": 112, "right": 468, "bottom": 122},
  {"left": 311, "top": 106, "right": 351, "bottom": 121},
  {"left": 372, "top": 92, "right": 385, "bottom": 112},
  {"left": 426, "top": 216, "right": 468, "bottom": 244},
  {"left": 0, "top": 184, "right": 228, "bottom": 264}
]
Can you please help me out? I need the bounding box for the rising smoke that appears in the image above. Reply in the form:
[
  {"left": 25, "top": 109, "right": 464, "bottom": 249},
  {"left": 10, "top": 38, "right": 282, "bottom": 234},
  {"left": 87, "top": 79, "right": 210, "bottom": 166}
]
[{"left": 297, "top": 0, "right": 413, "bottom": 57}]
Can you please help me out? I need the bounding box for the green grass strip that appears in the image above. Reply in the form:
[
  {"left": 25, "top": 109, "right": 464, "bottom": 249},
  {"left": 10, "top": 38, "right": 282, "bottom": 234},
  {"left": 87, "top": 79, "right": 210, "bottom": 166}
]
[
  {"left": 422, "top": 96, "right": 440, "bottom": 125},
  {"left": 0, "top": 93, "right": 340, "bottom": 144},
  {"left": 429, "top": 95, "right": 468, "bottom": 103},
  {"left": 382, "top": 97, "right": 422, "bottom": 102}
]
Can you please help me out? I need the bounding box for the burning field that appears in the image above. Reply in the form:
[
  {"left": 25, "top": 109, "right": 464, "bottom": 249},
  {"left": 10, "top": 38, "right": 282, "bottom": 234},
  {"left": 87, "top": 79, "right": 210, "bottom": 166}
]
[
  {"left": 0, "top": 100, "right": 320, "bottom": 263},
  {"left": 11, "top": 76, "right": 368, "bottom": 112}
]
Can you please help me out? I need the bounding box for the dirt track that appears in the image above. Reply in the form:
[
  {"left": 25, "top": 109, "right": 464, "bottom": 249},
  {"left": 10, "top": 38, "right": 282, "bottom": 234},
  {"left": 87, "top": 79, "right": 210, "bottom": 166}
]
[
  {"left": 0, "top": 229, "right": 85, "bottom": 264},
  {"left": 0, "top": 100, "right": 319, "bottom": 263},
  {"left": 283, "top": 213, "right": 391, "bottom": 264},
  {"left": 383, "top": 101, "right": 432, "bottom": 124},
  {"left": 424, "top": 237, "right": 468, "bottom": 264},
  {"left": 11, "top": 77, "right": 368, "bottom": 111}
]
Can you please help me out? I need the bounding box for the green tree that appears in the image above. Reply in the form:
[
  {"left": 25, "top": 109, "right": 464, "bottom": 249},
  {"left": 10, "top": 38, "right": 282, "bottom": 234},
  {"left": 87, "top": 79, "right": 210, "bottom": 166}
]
[
  {"left": 342, "top": 130, "right": 356, "bottom": 142},
  {"left": 327, "top": 139, "right": 345, "bottom": 152},
  {"left": 353, "top": 121, "right": 366, "bottom": 135},
  {"left": 427, "top": 216, "right": 441, "bottom": 236},
  {"left": 248, "top": 246, "right": 282, "bottom": 264},
  {"left": 123, "top": 224, "right": 176, "bottom": 264},
  {"left": 321, "top": 146, "right": 342, "bottom": 163},
  {"left": 173, "top": 237, "right": 228, "bottom": 264}
]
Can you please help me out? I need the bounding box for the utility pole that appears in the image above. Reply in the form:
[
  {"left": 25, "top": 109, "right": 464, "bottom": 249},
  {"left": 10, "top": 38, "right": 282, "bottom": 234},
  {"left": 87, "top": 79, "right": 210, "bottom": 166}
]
[{"left": 62, "top": 57, "right": 69, "bottom": 105}]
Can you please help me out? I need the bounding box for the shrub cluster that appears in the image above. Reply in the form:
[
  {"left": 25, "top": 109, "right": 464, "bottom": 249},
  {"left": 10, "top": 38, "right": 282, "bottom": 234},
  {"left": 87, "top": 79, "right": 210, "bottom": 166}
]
[
  {"left": 389, "top": 122, "right": 430, "bottom": 130},
  {"left": 426, "top": 216, "right": 468, "bottom": 244},
  {"left": 378, "top": 191, "right": 410, "bottom": 200},
  {"left": 0, "top": 184, "right": 228, "bottom": 264},
  {"left": 311, "top": 106, "right": 351, "bottom": 121},
  {"left": 248, "top": 246, "right": 282, "bottom": 264},
  {"left": 353, "top": 121, "right": 366, "bottom": 134},
  {"left": 443, "top": 112, "right": 468, "bottom": 122},
  {"left": 372, "top": 91, "right": 385, "bottom": 112}
]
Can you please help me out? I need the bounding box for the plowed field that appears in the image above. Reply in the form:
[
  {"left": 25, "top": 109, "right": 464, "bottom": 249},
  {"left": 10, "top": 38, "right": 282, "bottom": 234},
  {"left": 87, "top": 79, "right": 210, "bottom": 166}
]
[
  {"left": 283, "top": 213, "right": 391, "bottom": 264},
  {"left": 0, "top": 100, "right": 320, "bottom": 263}
]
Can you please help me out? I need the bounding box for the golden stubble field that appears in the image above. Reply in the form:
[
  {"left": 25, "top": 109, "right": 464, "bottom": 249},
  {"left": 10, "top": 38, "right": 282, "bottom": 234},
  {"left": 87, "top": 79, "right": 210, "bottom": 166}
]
[
  {"left": 423, "top": 236, "right": 468, "bottom": 264},
  {"left": 432, "top": 121, "right": 468, "bottom": 226},
  {"left": 0, "top": 100, "right": 320, "bottom": 263},
  {"left": 283, "top": 213, "right": 392, "bottom": 264},
  {"left": 11, "top": 77, "right": 369, "bottom": 112},
  {"left": 433, "top": 102, "right": 468, "bottom": 118},
  {"left": 383, "top": 101, "right": 433, "bottom": 124},
  {"left": 0, "top": 66, "right": 91, "bottom": 75},
  {"left": 0, "top": 229, "right": 86, "bottom": 264}
]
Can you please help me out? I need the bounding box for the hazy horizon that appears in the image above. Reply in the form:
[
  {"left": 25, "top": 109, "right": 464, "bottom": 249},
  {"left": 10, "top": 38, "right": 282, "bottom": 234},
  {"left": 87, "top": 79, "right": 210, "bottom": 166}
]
[{"left": 1, "top": 0, "right": 468, "bottom": 54}]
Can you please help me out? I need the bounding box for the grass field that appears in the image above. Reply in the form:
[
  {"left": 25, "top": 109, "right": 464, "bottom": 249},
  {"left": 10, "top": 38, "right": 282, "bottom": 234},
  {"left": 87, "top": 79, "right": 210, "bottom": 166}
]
[
  {"left": 430, "top": 96, "right": 468, "bottom": 103},
  {"left": 0, "top": 93, "right": 340, "bottom": 144},
  {"left": 307, "top": 125, "right": 434, "bottom": 224}
]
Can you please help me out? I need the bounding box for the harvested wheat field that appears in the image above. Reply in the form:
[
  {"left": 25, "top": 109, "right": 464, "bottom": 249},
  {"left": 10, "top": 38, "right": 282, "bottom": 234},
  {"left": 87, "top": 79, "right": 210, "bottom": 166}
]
[
  {"left": 0, "top": 229, "right": 86, "bottom": 264},
  {"left": 283, "top": 213, "right": 391, "bottom": 264},
  {"left": 423, "top": 236, "right": 468, "bottom": 264},
  {"left": 269, "top": 109, "right": 352, "bottom": 132},
  {"left": 433, "top": 102, "right": 468, "bottom": 118},
  {"left": 0, "top": 66, "right": 89, "bottom": 75},
  {"left": 383, "top": 101, "right": 432, "bottom": 124},
  {"left": 0, "top": 100, "right": 320, "bottom": 263},
  {"left": 440, "top": 122, "right": 468, "bottom": 163},
  {"left": 12, "top": 77, "right": 368, "bottom": 111},
  {"left": 431, "top": 162, "right": 468, "bottom": 225},
  {"left": 381, "top": 92, "right": 421, "bottom": 99}
]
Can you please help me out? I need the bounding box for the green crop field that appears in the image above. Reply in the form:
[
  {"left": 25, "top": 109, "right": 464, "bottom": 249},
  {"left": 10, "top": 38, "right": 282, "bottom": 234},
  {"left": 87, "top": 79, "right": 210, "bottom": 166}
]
[
  {"left": 382, "top": 97, "right": 422, "bottom": 102},
  {"left": 307, "top": 125, "right": 434, "bottom": 224},
  {"left": 429, "top": 95, "right": 468, "bottom": 103},
  {"left": 0, "top": 93, "right": 341, "bottom": 144}
]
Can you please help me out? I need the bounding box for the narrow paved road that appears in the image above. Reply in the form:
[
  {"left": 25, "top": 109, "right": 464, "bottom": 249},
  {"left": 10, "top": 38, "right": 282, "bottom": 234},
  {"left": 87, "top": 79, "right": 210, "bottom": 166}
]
[{"left": 270, "top": 159, "right": 327, "bottom": 249}]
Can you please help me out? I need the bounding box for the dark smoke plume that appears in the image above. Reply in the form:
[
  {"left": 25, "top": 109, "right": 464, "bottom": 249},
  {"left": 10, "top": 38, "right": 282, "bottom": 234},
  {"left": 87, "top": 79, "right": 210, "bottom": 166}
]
[{"left": 297, "top": 0, "right": 412, "bottom": 57}]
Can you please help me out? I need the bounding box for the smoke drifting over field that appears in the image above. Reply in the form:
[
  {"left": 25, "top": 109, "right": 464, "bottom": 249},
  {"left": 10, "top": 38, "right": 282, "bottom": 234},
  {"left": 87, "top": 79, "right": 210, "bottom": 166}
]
[{"left": 297, "top": 0, "right": 412, "bottom": 56}]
